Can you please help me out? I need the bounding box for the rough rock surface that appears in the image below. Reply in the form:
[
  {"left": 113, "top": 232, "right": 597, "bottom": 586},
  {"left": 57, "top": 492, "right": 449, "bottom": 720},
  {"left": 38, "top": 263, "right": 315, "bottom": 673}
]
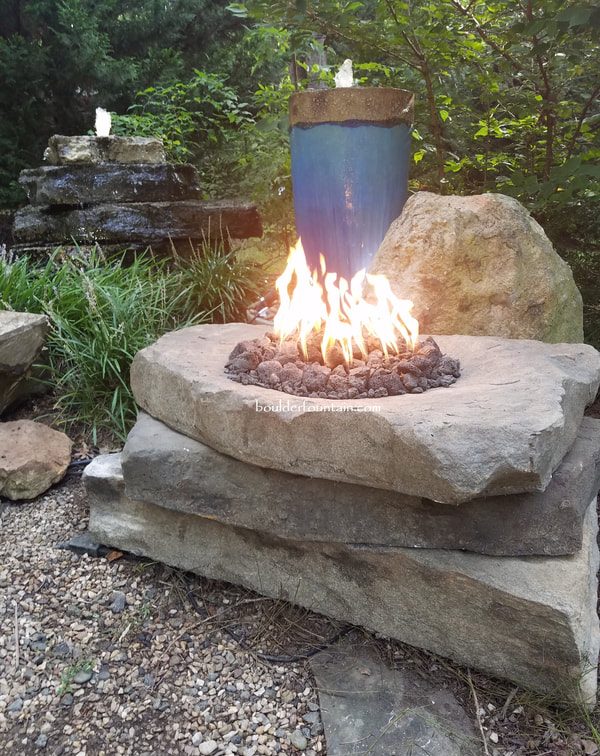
[
  {"left": 371, "top": 192, "right": 583, "bottom": 343},
  {"left": 226, "top": 332, "right": 461, "bottom": 399},
  {"left": 310, "top": 636, "right": 478, "bottom": 755},
  {"left": 123, "top": 413, "right": 600, "bottom": 556},
  {"left": 19, "top": 164, "right": 201, "bottom": 206},
  {"left": 85, "top": 453, "right": 600, "bottom": 703},
  {"left": 13, "top": 200, "right": 262, "bottom": 245},
  {"left": 0, "top": 420, "right": 72, "bottom": 500},
  {"left": 44, "top": 135, "right": 166, "bottom": 165},
  {"left": 130, "top": 323, "right": 600, "bottom": 503},
  {"left": 0, "top": 311, "right": 48, "bottom": 415}
]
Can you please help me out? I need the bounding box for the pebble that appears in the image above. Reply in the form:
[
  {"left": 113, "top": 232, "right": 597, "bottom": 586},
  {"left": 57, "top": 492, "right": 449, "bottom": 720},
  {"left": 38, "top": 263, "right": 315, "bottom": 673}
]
[
  {"left": 52, "top": 641, "right": 71, "bottom": 658},
  {"left": 7, "top": 698, "right": 23, "bottom": 713},
  {"left": 73, "top": 669, "right": 93, "bottom": 684},
  {"left": 198, "top": 740, "right": 218, "bottom": 755},
  {"left": 35, "top": 733, "right": 48, "bottom": 748},
  {"left": 290, "top": 730, "right": 308, "bottom": 750},
  {"left": 110, "top": 590, "right": 127, "bottom": 614}
]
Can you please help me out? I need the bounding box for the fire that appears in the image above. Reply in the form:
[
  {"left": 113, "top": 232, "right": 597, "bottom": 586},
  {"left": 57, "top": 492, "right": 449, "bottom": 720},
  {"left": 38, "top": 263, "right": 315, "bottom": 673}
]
[{"left": 273, "top": 239, "right": 419, "bottom": 365}]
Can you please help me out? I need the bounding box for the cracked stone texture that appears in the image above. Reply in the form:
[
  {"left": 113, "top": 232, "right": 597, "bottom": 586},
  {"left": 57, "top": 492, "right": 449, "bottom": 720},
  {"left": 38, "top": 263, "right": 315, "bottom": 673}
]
[
  {"left": 19, "top": 163, "right": 201, "bottom": 205},
  {"left": 310, "top": 636, "right": 478, "bottom": 755},
  {"left": 123, "top": 412, "right": 600, "bottom": 556},
  {"left": 43, "top": 135, "right": 166, "bottom": 164},
  {"left": 13, "top": 200, "right": 262, "bottom": 245},
  {"left": 129, "top": 323, "right": 600, "bottom": 504},
  {"left": 0, "top": 420, "right": 72, "bottom": 500},
  {"left": 85, "top": 452, "right": 600, "bottom": 704},
  {"left": 371, "top": 192, "right": 583, "bottom": 343},
  {"left": 0, "top": 311, "right": 48, "bottom": 415}
]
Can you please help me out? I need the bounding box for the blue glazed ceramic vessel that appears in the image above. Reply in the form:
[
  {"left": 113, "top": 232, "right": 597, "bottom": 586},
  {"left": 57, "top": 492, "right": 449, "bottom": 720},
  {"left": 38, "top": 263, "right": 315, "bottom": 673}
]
[{"left": 289, "top": 88, "right": 414, "bottom": 280}]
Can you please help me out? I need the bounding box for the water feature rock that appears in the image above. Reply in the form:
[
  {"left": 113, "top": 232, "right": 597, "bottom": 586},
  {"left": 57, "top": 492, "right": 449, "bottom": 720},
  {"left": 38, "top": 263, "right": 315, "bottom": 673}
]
[
  {"left": 0, "top": 311, "right": 48, "bottom": 415},
  {"left": 44, "top": 135, "right": 165, "bottom": 165},
  {"left": 84, "top": 452, "right": 600, "bottom": 704},
  {"left": 19, "top": 164, "right": 201, "bottom": 205},
  {"left": 13, "top": 200, "right": 262, "bottom": 245},
  {"left": 0, "top": 420, "right": 72, "bottom": 500},
  {"left": 129, "top": 323, "right": 600, "bottom": 504},
  {"left": 123, "top": 412, "right": 600, "bottom": 556},
  {"left": 371, "top": 192, "right": 583, "bottom": 343}
]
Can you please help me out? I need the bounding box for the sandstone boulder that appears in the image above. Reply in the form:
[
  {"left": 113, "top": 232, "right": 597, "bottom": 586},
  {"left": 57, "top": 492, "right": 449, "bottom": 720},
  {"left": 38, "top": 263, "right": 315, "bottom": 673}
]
[
  {"left": 0, "top": 420, "right": 72, "bottom": 500},
  {"left": 0, "top": 311, "right": 48, "bottom": 415},
  {"left": 130, "top": 323, "right": 600, "bottom": 504},
  {"left": 122, "top": 412, "right": 600, "bottom": 556},
  {"left": 371, "top": 192, "right": 583, "bottom": 343},
  {"left": 85, "top": 453, "right": 600, "bottom": 703}
]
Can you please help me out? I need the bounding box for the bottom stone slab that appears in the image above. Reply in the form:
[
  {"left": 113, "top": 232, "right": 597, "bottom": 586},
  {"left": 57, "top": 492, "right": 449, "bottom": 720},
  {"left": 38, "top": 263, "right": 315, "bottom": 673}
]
[{"left": 84, "top": 454, "right": 600, "bottom": 704}]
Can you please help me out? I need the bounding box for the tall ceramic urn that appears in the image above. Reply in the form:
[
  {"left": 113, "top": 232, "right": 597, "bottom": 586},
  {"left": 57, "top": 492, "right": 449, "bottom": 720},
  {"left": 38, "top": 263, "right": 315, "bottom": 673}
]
[{"left": 289, "top": 87, "right": 414, "bottom": 279}]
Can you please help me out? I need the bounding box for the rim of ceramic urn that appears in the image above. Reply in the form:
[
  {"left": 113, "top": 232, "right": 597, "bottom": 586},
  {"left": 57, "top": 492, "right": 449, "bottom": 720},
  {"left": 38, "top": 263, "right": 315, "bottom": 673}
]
[{"left": 289, "top": 87, "right": 415, "bottom": 128}]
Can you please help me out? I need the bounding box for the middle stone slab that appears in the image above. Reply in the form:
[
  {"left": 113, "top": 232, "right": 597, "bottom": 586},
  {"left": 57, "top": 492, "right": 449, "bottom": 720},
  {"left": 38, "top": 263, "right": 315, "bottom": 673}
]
[
  {"left": 123, "top": 412, "right": 600, "bottom": 556},
  {"left": 130, "top": 324, "right": 600, "bottom": 504}
]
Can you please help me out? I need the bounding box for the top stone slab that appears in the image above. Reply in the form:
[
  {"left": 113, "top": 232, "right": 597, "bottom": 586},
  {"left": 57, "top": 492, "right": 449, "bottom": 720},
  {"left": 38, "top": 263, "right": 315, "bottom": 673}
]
[
  {"left": 130, "top": 323, "right": 600, "bottom": 503},
  {"left": 44, "top": 135, "right": 166, "bottom": 165}
]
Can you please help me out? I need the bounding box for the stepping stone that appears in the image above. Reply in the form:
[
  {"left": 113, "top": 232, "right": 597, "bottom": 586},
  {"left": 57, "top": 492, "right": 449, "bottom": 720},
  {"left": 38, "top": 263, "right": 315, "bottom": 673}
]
[
  {"left": 310, "top": 635, "right": 478, "bottom": 755},
  {"left": 0, "top": 311, "right": 47, "bottom": 415},
  {"left": 84, "top": 453, "right": 600, "bottom": 703},
  {"left": 0, "top": 420, "right": 72, "bottom": 500},
  {"left": 129, "top": 323, "right": 600, "bottom": 503},
  {"left": 122, "top": 412, "right": 600, "bottom": 556}
]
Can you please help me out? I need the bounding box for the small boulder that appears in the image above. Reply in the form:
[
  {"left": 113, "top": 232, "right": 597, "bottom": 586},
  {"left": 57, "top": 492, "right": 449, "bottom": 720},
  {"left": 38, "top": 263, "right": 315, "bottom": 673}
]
[
  {"left": 371, "top": 192, "right": 583, "bottom": 343},
  {"left": 0, "top": 420, "right": 72, "bottom": 500},
  {"left": 0, "top": 311, "right": 48, "bottom": 415}
]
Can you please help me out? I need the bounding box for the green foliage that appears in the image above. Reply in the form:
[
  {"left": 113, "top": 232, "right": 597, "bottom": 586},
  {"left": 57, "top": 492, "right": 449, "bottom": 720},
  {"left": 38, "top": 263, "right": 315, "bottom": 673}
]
[
  {"left": 0, "top": 246, "right": 263, "bottom": 442},
  {"left": 112, "top": 70, "right": 253, "bottom": 162},
  {"left": 237, "top": 0, "right": 600, "bottom": 214},
  {"left": 173, "top": 239, "right": 267, "bottom": 323},
  {"left": 0, "top": 0, "right": 248, "bottom": 205}
]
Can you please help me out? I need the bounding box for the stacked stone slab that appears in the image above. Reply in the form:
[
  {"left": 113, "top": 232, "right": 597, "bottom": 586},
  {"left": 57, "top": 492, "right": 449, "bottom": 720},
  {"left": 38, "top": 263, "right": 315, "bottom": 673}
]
[
  {"left": 12, "top": 135, "right": 262, "bottom": 257},
  {"left": 84, "top": 323, "right": 600, "bottom": 703}
]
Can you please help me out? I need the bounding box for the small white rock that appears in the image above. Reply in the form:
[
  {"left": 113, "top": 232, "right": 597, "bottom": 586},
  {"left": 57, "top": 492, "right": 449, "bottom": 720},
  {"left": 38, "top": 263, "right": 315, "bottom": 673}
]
[{"left": 199, "top": 740, "right": 218, "bottom": 755}]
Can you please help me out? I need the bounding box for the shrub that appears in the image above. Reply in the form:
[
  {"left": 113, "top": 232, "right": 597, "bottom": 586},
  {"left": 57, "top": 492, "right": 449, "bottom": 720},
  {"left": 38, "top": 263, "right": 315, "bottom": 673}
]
[
  {"left": 173, "top": 238, "right": 267, "bottom": 324},
  {"left": 0, "top": 245, "right": 267, "bottom": 442}
]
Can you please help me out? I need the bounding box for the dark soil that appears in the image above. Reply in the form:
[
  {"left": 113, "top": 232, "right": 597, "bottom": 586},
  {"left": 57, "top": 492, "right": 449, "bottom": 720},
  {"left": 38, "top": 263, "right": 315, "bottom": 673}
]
[{"left": 225, "top": 330, "right": 461, "bottom": 400}]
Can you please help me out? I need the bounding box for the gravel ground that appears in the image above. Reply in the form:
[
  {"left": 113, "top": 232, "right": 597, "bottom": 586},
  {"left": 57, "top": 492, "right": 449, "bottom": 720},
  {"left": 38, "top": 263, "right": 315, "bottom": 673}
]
[
  {"left": 0, "top": 477, "right": 326, "bottom": 756},
  {"left": 2, "top": 472, "right": 600, "bottom": 756}
]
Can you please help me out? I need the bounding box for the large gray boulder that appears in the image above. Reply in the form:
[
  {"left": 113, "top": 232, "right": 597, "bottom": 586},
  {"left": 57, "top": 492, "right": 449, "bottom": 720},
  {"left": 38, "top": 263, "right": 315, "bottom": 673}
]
[
  {"left": 130, "top": 323, "right": 600, "bottom": 504},
  {"left": 19, "top": 164, "right": 201, "bottom": 206},
  {"left": 371, "top": 192, "right": 583, "bottom": 343},
  {"left": 13, "top": 200, "right": 262, "bottom": 245},
  {"left": 85, "top": 453, "right": 600, "bottom": 704},
  {"left": 122, "top": 412, "right": 600, "bottom": 556},
  {"left": 0, "top": 420, "right": 72, "bottom": 500},
  {"left": 0, "top": 311, "right": 48, "bottom": 415}
]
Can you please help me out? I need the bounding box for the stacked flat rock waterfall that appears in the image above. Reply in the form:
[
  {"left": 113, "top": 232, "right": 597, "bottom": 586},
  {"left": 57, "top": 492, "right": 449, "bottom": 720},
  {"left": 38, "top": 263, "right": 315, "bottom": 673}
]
[
  {"left": 84, "top": 321, "right": 600, "bottom": 704},
  {"left": 12, "top": 134, "right": 262, "bottom": 256}
]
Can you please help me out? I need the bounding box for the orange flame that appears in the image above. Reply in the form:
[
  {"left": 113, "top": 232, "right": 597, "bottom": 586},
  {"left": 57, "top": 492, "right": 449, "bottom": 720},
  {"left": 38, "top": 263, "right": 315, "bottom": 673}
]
[{"left": 273, "top": 239, "right": 419, "bottom": 365}]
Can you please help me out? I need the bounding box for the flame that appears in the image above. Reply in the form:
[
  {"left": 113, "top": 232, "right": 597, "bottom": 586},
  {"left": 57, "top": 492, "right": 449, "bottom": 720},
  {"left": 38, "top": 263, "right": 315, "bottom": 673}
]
[{"left": 273, "top": 239, "right": 419, "bottom": 365}]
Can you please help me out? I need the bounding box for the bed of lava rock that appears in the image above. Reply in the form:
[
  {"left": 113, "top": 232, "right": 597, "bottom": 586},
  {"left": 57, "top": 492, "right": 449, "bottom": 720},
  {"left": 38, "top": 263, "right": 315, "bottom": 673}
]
[{"left": 225, "top": 330, "right": 461, "bottom": 400}]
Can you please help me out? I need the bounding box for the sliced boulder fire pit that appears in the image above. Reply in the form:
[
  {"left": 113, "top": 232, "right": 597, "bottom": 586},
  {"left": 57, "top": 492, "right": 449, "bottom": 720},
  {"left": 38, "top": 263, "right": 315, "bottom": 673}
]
[{"left": 83, "top": 232, "right": 600, "bottom": 705}]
